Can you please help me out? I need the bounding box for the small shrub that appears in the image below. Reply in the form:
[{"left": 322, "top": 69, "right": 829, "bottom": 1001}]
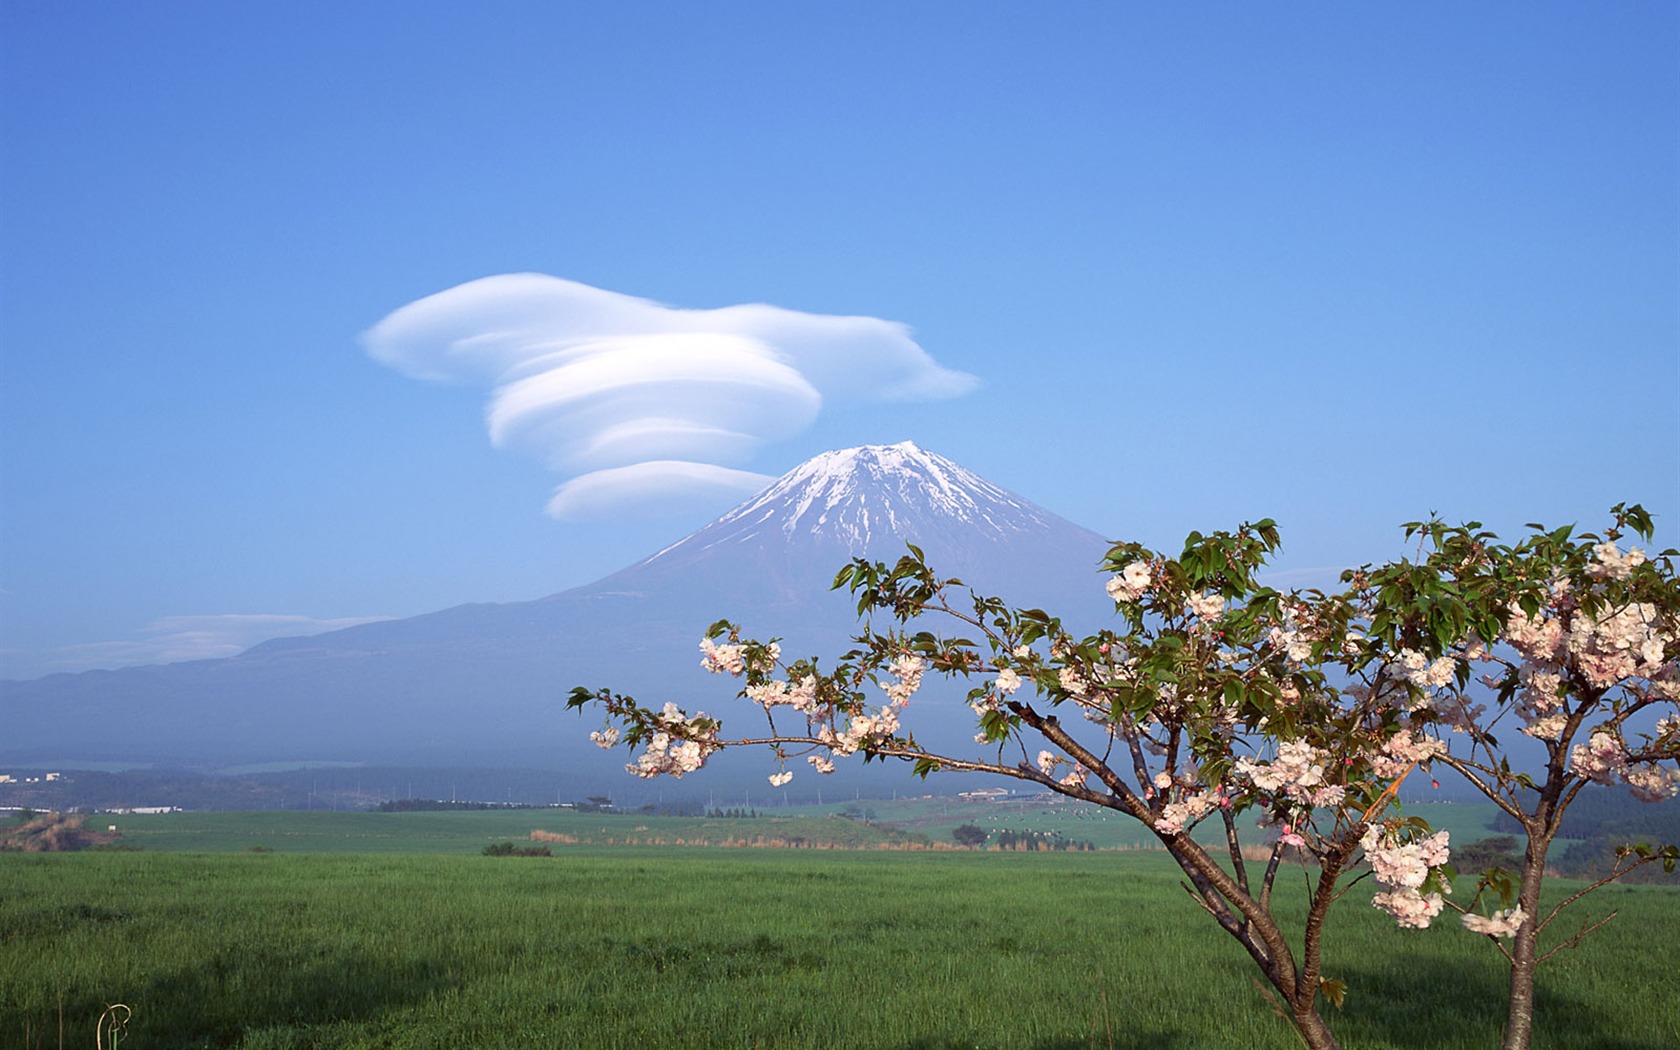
[{"left": 482, "top": 841, "right": 551, "bottom": 857}]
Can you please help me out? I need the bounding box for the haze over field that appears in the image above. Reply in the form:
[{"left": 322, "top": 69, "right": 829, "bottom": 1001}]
[
  {"left": 0, "top": 443, "right": 1118, "bottom": 781},
  {"left": 1, "top": 6, "right": 1674, "bottom": 740}
]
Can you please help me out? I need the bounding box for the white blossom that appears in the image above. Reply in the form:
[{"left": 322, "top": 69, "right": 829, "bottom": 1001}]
[{"left": 1105, "top": 561, "right": 1152, "bottom": 602}]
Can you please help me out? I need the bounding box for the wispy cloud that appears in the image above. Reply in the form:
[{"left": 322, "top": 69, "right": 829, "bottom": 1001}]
[
  {"left": 3, "top": 614, "right": 391, "bottom": 680},
  {"left": 363, "top": 274, "right": 979, "bottom": 519}
]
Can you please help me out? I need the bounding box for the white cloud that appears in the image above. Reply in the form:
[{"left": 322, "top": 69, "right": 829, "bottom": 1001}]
[
  {"left": 5, "top": 614, "right": 392, "bottom": 679},
  {"left": 545, "top": 461, "right": 777, "bottom": 521},
  {"left": 363, "top": 274, "right": 979, "bottom": 519}
]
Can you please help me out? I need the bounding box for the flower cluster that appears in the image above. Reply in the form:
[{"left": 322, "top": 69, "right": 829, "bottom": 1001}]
[
  {"left": 1567, "top": 601, "right": 1669, "bottom": 690},
  {"left": 1505, "top": 604, "right": 1566, "bottom": 665},
  {"left": 1570, "top": 731, "right": 1627, "bottom": 783},
  {"left": 1587, "top": 541, "right": 1646, "bottom": 582},
  {"left": 1057, "top": 665, "right": 1089, "bottom": 697},
  {"left": 1233, "top": 740, "right": 1330, "bottom": 805},
  {"left": 1361, "top": 824, "right": 1451, "bottom": 929},
  {"left": 882, "top": 653, "right": 927, "bottom": 704},
  {"left": 700, "top": 636, "right": 779, "bottom": 676},
  {"left": 1621, "top": 763, "right": 1680, "bottom": 802},
  {"left": 1383, "top": 647, "right": 1458, "bottom": 695},
  {"left": 626, "top": 703, "right": 719, "bottom": 779},
  {"left": 745, "top": 674, "right": 821, "bottom": 714},
  {"left": 1265, "top": 612, "right": 1315, "bottom": 664},
  {"left": 1461, "top": 906, "right": 1526, "bottom": 938},
  {"left": 1105, "top": 560, "right": 1151, "bottom": 603},
  {"left": 1153, "top": 788, "right": 1223, "bottom": 835},
  {"left": 1032, "top": 749, "right": 1090, "bottom": 788},
  {"left": 1569, "top": 730, "right": 1680, "bottom": 800},
  {"left": 699, "top": 637, "right": 746, "bottom": 675},
  {"left": 816, "top": 705, "right": 902, "bottom": 757},
  {"left": 1185, "top": 592, "right": 1224, "bottom": 623},
  {"left": 1368, "top": 731, "right": 1448, "bottom": 778}
]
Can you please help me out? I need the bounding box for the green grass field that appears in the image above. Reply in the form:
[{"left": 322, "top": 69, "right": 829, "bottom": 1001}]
[
  {"left": 3, "top": 810, "right": 1675, "bottom": 1049},
  {"left": 95, "top": 798, "right": 1506, "bottom": 855}
]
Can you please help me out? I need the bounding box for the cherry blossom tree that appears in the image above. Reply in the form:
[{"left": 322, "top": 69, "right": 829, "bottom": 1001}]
[
  {"left": 570, "top": 507, "right": 1678, "bottom": 1050},
  {"left": 1350, "top": 505, "right": 1678, "bottom": 1049}
]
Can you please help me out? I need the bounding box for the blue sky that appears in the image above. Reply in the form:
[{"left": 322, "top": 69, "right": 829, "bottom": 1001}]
[{"left": 2, "top": 3, "right": 1675, "bottom": 680}]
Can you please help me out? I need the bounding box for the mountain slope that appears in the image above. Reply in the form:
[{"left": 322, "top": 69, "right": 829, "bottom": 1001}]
[
  {"left": 588, "top": 441, "right": 1111, "bottom": 608},
  {"left": 0, "top": 443, "right": 1117, "bottom": 771}
]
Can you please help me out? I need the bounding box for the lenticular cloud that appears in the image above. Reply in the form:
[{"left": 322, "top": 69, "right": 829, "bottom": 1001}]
[{"left": 364, "top": 274, "right": 978, "bottom": 519}]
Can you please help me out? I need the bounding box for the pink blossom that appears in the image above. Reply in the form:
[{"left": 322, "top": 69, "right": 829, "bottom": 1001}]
[
  {"left": 1569, "top": 732, "right": 1627, "bottom": 784},
  {"left": 1233, "top": 739, "right": 1327, "bottom": 804},
  {"left": 1361, "top": 824, "right": 1451, "bottom": 929},
  {"left": 1520, "top": 713, "right": 1568, "bottom": 742},
  {"left": 1384, "top": 648, "right": 1457, "bottom": 696},
  {"left": 1369, "top": 732, "right": 1447, "bottom": 778},
  {"left": 1587, "top": 541, "right": 1646, "bottom": 582},
  {"left": 1373, "top": 889, "right": 1445, "bottom": 929},
  {"left": 1567, "top": 601, "right": 1670, "bottom": 689},
  {"left": 1461, "top": 907, "right": 1526, "bottom": 938},
  {"left": 1505, "top": 606, "right": 1566, "bottom": 666},
  {"left": 1621, "top": 762, "right": 1680, "bottom": 802}
]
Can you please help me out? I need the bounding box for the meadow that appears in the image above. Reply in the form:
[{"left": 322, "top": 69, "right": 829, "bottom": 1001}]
[
  {"left": 88, "top": 796, "right": 1510, "bottom": 854},
  {"left": 3, "top": 807, "right": 1677, "bottom": 1049}
]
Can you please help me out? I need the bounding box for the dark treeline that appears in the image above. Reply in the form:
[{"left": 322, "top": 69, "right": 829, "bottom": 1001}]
[
  {"left": 1493, "top": 786, "right": 1679, "bottom": 883},
  {"left": 990, "top": 828, "right": 1095, "bottom": 852}
]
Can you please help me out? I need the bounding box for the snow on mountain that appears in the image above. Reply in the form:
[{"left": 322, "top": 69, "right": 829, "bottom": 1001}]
[
  {"left": 652, "top": 441, "right": 1063, "bottom": 553},
  {"left": 594, "top": 442, "right": 1112, "bottom": 610}
]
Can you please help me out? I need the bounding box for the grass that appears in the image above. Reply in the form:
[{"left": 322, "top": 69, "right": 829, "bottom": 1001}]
[
  {"left": 3, "top": 841, "right": 1675, "bottom": 1049},
  {"left": 98, "top": 808, "right": 936, "bottom": 854},
  {"left": 96, "top": 799, "right": 1505, "bottom": 854}
]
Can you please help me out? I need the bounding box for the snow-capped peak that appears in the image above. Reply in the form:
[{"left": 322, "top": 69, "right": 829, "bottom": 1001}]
[{"left": 641, "top": 441, "right": 1068, "bottom": 566}]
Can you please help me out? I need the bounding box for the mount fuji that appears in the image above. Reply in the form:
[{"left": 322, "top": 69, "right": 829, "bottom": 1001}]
[{"left": 1, "top": 443, "right": 1117, "bottom": 773}]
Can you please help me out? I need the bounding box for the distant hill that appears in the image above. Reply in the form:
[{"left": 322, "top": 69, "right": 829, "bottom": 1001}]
[
  {"left": 0, "top": 443, "right": 1118, "bottom": 791},
  {"left": 1493, "top": 785, "right": 1680, "bottom": 883}
]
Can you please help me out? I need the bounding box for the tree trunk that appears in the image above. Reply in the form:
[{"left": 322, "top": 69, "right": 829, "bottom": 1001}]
[
  {"left": 1293, "top": 1004, "right": 1342, "bottom": 1050},
  {"left": 1502, "top": 829, "right": 1552, "bottom": 1050}
]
